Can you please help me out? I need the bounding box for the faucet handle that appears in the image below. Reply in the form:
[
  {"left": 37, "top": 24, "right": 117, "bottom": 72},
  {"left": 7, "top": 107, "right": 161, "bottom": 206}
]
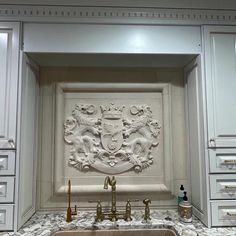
[
  {"left": 71, "top": 205, "right": 77, "bottom": 215},
  {"left": 143, "top": 198, "right": 151, "bottom": 222},
  {"left": 143, "top": 198, "right": 151, "bottom": 205},
  {"left": 124, "top": 199, "right": 132, "bottom": 221},
  {"left": 88, "top": 200, "right": 104, "bottom": 222}
]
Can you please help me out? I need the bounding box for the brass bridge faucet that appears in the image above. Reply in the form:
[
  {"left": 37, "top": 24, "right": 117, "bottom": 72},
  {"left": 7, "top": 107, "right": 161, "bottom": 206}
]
[
  {"left": 91, "top": 175, "right": 138, "bottom": 222},
  {"left": 66, "top": 178, "right": 150, "bottom": 223}
]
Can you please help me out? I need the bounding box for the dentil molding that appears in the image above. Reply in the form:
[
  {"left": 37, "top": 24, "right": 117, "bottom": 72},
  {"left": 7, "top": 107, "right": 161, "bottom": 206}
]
[{"left": 0, "top": 4, "right": 236, "bottom": 24}]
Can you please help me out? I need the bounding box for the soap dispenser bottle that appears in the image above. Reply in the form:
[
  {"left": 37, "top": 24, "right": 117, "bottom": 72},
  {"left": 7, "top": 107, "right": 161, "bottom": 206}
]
[
  {"left": 178, "top": 184, "right": 185, "bottom": 204},
  {"left": 179, "top": 191, "right": 192, "bottom": 223}
]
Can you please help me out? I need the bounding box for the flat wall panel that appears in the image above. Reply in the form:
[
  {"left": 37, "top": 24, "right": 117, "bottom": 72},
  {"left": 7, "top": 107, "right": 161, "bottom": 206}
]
[{"left": 23, "top": 24, "right": 201, "bottom": 54}]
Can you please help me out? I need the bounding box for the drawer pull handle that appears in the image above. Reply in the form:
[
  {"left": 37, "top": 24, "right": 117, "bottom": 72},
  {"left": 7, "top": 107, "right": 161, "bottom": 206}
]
[
  {"left": 225, "top": 185, "right": 236, "bottom": 190},
  {"left": 0, "top": 184, "right": 6, "bottom": 196},
  {"left": 227, "top": 212, "right": 236, "bottom": 217},
  {"left": 0, "top": 212, "right": 5, "bottom": 223},
  {"left": 223, "top": 160, "right": 236, "bottom": 165}
]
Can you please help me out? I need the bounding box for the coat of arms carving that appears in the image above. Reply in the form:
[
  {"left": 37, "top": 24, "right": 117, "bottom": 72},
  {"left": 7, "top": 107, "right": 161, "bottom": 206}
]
[{"left": 64, "top": 103, "right": 161, "bottom": 174}]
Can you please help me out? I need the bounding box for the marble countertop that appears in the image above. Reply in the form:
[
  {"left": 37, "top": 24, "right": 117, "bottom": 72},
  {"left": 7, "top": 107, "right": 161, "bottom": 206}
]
[{"left": 2, "top": 210, "right": 236, "bottom": 236}]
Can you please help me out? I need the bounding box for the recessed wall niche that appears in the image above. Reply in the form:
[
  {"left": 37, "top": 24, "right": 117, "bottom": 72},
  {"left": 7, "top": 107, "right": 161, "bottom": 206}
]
[{"left": 37, "top": 67, "right": 188, "bottom": 210}]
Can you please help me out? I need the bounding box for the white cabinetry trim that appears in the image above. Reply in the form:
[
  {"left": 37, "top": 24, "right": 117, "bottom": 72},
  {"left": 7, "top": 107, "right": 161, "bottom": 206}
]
[
  {"left": 0, "top": 5, "right": 236, "bottom": 24},
  {"left": 17, "top": 54, "right": 39, "bottom": 228}
]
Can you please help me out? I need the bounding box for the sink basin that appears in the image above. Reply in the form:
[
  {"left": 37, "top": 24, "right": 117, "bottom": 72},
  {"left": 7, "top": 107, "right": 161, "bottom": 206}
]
[{"left": 51, "top": 228, "right": 179, "bottom": 236}]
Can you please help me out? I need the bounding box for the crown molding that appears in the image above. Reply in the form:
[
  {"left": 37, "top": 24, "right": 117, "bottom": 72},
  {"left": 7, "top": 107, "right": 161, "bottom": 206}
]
[{"left": 0, "top": 4, "right": 236, "bottom": 24}]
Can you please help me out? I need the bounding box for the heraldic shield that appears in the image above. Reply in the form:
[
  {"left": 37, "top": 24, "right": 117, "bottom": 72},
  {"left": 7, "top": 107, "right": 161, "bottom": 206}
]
[{"left": 100, "top": 104, "right": 124, "bottom": 153}]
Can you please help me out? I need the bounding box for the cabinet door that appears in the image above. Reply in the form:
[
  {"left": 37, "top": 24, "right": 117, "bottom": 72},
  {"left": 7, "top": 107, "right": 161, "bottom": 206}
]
[
  {"left": 204, "top": 26, "right": 236, "bottom": 148},
  {"left": 0, "top": 23, "right": 19, "bottom": 149},
  {"left": 17, "top": 53, "right": 39, "bottom": 229}
]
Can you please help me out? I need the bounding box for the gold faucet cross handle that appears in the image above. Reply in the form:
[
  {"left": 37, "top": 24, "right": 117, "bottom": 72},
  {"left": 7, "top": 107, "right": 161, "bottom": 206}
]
[
  {"left": 88, "top": 200, "right": 104, "bottom": 222},
  {"left": 143, "top": 198, "right": 151, "bottom": 221},
  {"left": 143, "top": 198, "right": 151, "bottom": 205}
]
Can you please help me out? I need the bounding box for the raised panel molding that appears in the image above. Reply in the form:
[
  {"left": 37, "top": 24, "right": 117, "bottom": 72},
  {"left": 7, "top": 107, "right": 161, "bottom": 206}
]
[
  {"left": 54, "top": 83, "right": 172, "bottom": 195},
  {"left": 17, "top": 54, "right": 39, "bottom": 228},
  {"left": 204, "top": 26, "right": 236, "bottom": 147},
  {"left": 0, "top": 22, "right": 19, "bottom": 149},
  {"left": 0, "top": 5, "right": 236, "bottom": 24}
]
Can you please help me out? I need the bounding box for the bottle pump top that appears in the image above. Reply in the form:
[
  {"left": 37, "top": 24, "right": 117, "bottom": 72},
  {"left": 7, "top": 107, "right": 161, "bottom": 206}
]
[
  {"left": 183, "top": 191, "right": 188, "bottom": 201},
  {"left": 180, "top": 185, "right": 184, "bottom": 191}
]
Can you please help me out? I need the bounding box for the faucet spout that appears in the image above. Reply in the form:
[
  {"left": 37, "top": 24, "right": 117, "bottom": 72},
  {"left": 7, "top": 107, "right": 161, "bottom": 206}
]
[
  {"left": 104, "top": 176, "right": 116, "bottom": 190},
  {"left": 103, "top": 176, "right": 109, "bottom": 189},
  {"left": 103, "top": 176, "right": 117, "bottom": 221}
]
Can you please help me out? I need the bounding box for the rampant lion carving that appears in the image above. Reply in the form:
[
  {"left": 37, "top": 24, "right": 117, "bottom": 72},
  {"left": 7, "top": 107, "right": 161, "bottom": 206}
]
[{"left": 64, "top": 103, "right": 161, "bottom": 174}]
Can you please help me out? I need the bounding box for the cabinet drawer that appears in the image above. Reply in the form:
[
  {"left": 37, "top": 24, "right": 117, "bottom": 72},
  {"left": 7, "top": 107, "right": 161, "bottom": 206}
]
[
  {"left": 0, "top": 204, "right": 13, "bottom": 231},
  {"left": 0, "top": 151, "right": 15, "bottom": 175},
  {"left": 209, "top": 149, "right": 236, "bottom": 173},
  {"left": 210, "top": 175, "right": 236, "bottom": 199},
  {"left": 211, "top": 201, "right": 236, "bottom": 226},
  {"left": 0, "top": 177, "right": 14, "bottom": 203}
]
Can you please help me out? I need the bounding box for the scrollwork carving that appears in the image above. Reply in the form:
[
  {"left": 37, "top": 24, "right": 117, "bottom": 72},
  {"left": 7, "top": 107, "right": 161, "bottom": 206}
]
[{"left": 64, "top": 103, "right": 161, "bottom": 174}]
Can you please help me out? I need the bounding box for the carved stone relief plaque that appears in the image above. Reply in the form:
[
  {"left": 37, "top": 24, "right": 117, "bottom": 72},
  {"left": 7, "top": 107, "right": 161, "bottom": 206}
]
[
  {"left": 64, "top": 103, "right": 161, "bottom": 174},
  {"left": 50, "top": 82, "right": 173, "bottom": 197}
]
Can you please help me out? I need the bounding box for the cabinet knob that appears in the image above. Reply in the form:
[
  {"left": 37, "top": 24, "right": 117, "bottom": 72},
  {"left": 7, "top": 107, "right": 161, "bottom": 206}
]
[
  {"left": 209, "top": 138, "right": 216, "bottom": 147},
  {"left": 8, "top": 139, "right": 15, "bottom": 149}
]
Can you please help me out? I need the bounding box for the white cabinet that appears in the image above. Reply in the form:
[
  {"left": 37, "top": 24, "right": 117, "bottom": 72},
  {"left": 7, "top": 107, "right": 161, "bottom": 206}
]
[
  {"left": 209, "top": 149, "right": 236, "bottom": 173},
  {"left": 0, "top": 205, "right": 14, "bottom": 231},
  {"left": 204, "top": 26, "right": 236, "bottom": 227},
  {"left": 0, "top": 177, "right": 14, "bottom": 203},
  {"left": 0, "top": 23, "right": 20, "bottom": 149},
  {"left": 0, "top": 151, "right": 15, "bottom": 175},
  {"left": 0, "top": 22, "right": 19, "bottom": 232},
  {"left": 211, "top": 201, "right": 236, "bottom": 226},
  {"left": 204, "top": 26, "right": 236, "bottom": 148}
]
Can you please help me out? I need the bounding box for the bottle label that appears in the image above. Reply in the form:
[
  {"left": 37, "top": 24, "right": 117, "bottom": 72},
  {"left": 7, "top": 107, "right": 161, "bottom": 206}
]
[
  {"left": 178, "top": 196, "right": 183, "bottom": 204},
  {"left": 179, "top": 204, "right": 192, "bottom": 223}
]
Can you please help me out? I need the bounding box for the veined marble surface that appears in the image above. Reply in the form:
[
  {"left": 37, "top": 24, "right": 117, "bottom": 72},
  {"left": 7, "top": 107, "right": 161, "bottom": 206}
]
[{"left": 2, "top": 210, "right": 236, "bottom": 236}]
